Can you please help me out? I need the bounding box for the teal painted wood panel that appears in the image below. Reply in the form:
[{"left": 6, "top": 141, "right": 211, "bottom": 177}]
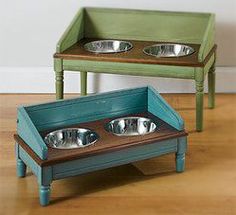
[
  {"left": 148, "top": 86, "right": 184, "bottom": 130},
  {"left": 26, "top": 87, "right": 147, "bottom": 131},
  {"left": 84, "top": 8, "right": 211, "bottom": 45},
  {"left": 17, "top": 107, "right": 48, "bottom": 159},
  {"left": 63, "top": 59, "right": 195, "bottom": 79},
  {"left": 19, "top": 145, "right": 40, "bottom": 178},
  {"left": 52, "top": 138, "right": 178, "bottom": 180}
]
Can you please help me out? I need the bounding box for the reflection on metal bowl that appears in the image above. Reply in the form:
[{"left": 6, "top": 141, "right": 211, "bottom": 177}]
[
  {"left": 143, "top": 44, "right": 195, "bottom": 58},
  {"left": 84, "top": 40, "right": 133, "bottom": 54},
  {"left": 105, "top": 117, "right": 157, "bottom": 136},
  {"left": 44, "top": 128, "right": 99, "bottom": 149}
]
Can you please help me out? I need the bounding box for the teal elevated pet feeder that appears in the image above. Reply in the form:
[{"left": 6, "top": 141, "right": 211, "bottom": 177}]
[{"left": 15, "top": 86, "right": 187, "bottom": 206}]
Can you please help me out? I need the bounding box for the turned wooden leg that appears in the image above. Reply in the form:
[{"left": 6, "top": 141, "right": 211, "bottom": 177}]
[
  {"left": 54, "top": 58, "right": 64, "bottom": 100},
  {"left": 195, "top": 68, "right": 205, "bottom": 132},
  {"left": 15, "top": 143, "right": 26, "bottom": 177},
  {"left": 17, "top": 158, "right": 26, "bottom": 178},
  {"left": 176, "top": 137, "right": 187, "bottom": 173},
  {"left": 80, "top": 71, "right": 87, "bottom": 96},
  {"left": 39, "top": 185, "right": 51, "bottom": 206},
  {"left": 208, "top": 64, "right": 216, "bottom": 109},
  {"left": 38, "top": 166, "right": 52, "bottom": 206},
  {"left": 196, "top": 80, "right": 204, "bottom": 132}
]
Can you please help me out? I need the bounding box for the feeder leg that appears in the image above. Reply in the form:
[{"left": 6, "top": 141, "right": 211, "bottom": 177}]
[
  {"left": 38, "top": 166, "right": 52, "bottom": 206},
  {"left": 17, "top": 158, "right": 26, "bottom": 178},
  {"left": 195, "top": 68, "right": 204, "bottom": 132},
  {"left": 208, "top": 63, "right": 216, "bottom": 109},
  {"left": 15, "top": 143, "right": 26, "bottom": 177},
  {"left": 54, "top": 58, "right": 64, "bottom": 100},
  {"left": 80, "top": 71, "right": 87, "bottom": 96},
  {"left": 39, "top": 185, "right": 51, "bottom": 206},
  {"left": 176, "top": 137, "right": 187, "bottom": 173}
]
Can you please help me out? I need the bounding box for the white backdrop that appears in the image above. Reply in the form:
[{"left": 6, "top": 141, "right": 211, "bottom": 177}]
[{"left": 0, "top": 0, "right": 235, "bottom": 93}]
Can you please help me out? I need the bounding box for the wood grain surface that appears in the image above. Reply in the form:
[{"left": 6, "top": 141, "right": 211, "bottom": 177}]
[
  {"left": 54, "top": 38, "right": 216, "bottom": 67},
  {"left": 1, "top": 94, "right": 235, "bottom": 214}
]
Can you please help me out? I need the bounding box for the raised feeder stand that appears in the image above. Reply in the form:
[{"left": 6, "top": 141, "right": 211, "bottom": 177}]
[
  {"left": 15, "top": 86, "right": 187, "bottom": 206},
  {"left": 54, "top": 7, "right": 216, "bottom": 131}
]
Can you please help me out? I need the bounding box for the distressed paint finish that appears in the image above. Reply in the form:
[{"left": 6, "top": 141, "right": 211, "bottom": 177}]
[
  {"left": 16, "top": 86, "right": 187, "bottom": 206},
  {"left": 54, "top": 7, "right": 216, "bottom": 131}
]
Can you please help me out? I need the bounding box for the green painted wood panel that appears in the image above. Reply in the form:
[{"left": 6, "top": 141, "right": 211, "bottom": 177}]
[
  {"left": 84, "top": 7, "right": 211, "bottom": 44},
  {"left": 198, "top": 14, "right": 215, "bottom": 62},
  {"left": 56, "top": 8, "right": 85, "bottom": 53},
  {"left": 63, "top": 59, "right": 195, "bottom": 79},
  {"left": 203, "top": 54, "right": 215, "bottom": 76}
]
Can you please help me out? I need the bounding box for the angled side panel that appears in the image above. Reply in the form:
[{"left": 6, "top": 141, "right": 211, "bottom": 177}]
[
  {"left": 17, "top": 107, "right": 48, "bottom": 160},
  {"left": 147, "top": 86, "right": 184, "bottom": 131},
  {"left": 198, "top": 14, "right": 215, "bottom": 62},
  {"left": 56, "top": 8, "right": 84, "bottom": 53}
]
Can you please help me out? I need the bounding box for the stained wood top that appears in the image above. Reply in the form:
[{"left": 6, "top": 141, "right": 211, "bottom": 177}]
[
  {"left": 14, "top": 112, "right": 187, "bottom": 166},
  {"left": 54, "top": 38, "right": 216, "bottom": 67}
]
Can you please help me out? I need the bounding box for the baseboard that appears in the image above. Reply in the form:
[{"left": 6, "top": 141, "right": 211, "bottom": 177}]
[{"left": 0, "top": 67, "right": 235, "bottom": 93}]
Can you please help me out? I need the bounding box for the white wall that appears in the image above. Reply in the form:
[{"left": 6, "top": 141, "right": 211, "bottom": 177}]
[{"left": 0, "top": 0, "right": 235, "bottom": 93}]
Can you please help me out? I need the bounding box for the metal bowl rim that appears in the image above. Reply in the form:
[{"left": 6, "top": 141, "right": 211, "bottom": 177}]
[
  {"left": 84, "top": 40, "right": 133, "bottom": 53},
  {"left": 143, "top": 43, "right": 195, "bottom": 57},
  {"left": 105, "top": 116, "right": 157, "bottom": 136},
  {"left": 44, "top": 127, "right": 99, "bottom": 149}
]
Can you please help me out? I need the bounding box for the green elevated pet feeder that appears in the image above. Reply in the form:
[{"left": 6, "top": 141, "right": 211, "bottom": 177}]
[{"left": 54, "top": 7, "right": 216, "bottom": 131}]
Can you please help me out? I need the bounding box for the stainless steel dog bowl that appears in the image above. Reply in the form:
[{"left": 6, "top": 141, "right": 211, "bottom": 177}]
[
  {"left": 44, "top": 128, "right": 99, "bottom": 149},
  {"left": 143, "top": 44, "right": 195, "bottom": 58},
  {"left": 84, "top": 40, "right": 133, "bottom": 54},
  {"left": 105, "top": 117, "right": 157, "bottom": 136}
]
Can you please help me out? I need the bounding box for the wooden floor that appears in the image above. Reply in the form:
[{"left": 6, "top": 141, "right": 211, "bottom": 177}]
[{"left": 0, "top": 94, "right": 235, "bottom": 215}]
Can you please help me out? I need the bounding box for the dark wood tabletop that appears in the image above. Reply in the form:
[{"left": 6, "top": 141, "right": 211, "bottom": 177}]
[{"left": 54, "top": 38, "right": 216, "bottom": 67}]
